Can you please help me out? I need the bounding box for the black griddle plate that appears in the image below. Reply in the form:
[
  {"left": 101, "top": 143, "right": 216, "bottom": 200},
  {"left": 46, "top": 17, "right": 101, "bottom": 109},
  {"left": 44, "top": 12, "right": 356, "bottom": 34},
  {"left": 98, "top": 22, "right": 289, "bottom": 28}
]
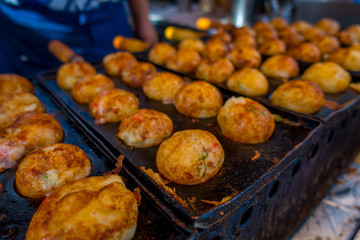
[
  {"left": 37, "top": 63, "right": 320, "bottom": 228},
  {"left": 0, "top": 82, "right": 193, "bottom": 240}
]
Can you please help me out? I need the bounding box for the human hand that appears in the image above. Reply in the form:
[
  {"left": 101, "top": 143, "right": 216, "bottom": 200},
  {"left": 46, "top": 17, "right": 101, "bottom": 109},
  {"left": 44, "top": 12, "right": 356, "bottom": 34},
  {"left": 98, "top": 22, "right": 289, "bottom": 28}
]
[{"left": 134, "top": 19, "right": 159, "bottom": 46}]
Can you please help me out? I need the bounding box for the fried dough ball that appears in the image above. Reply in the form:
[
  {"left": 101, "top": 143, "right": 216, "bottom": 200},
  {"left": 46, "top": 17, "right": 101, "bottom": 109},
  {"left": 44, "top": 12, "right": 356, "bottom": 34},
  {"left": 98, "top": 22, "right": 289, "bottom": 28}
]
[
  {"left": 0, "top": 74, "right": 34, "bottom": 94},
  {"left": 278, "top": 26, "right": 304, "bottom": 46},
  {"left": 0, "top": 112, "right": 63, "bottom": 172},
  {"left": 253, "top": 21, "right": 275, "bottom": 33},
  {"left": 302, "top": 62, "right": 351, "bottom": 94},
  {"left": 210, "top": 29, "right": 232, "bottom": 44},
  {"left": 256, "top": 28, "right": 278, "bottom": 45},
  {"left": 350, "top": 43, "right": 360, "bottom": 51},
  {"left": 202, "top": 39, "right": 229, "bottom": 61},
  {"left": 195, "top": 58, "right": 235, "bottom": 84},
  {"left": 226, "top": 47, "right": 262, "bottom": 70},
  {"left": 270, "top": 80, "right": 325, "bottom": 114},
  {"left": 174, "top": 81, "right": 223, "bottom": 118},
  {"left": 233, "top": 35, "right": 257, "bottom": 49},
  {"left": 166, "top": 49, "right": 201, "bottom": 74},
  {"left": 270, "top": 17, "right": 289, "bottom": 30},
  {"left": 156, "top": 129, "right": 224, "bottom": 185},
  {"left": 338, "top": 25, "right": 360, "bottom": 45},
  {"left": 121, "top": 62, "right": 157, "bottom": 87},
  {"left": 142, "top": 72, "right": 184, "bottom": 104},
  {"left": 325, "top": 48, "right": 360, "bottom": 71},
  {"left": 26, "top": 175, "right": 138, "bottom": 240},
  {"left": 89, "top": 89, "right": 139, "bottom": 124},
  {"left": 291, "top": 20, "right": 313, "bottom": 35},
  {"left": 303, "top": 27, "right": 326, "bottom": 41},
  {"left": 260, "top": 55, "right": 299, "bottom": 80},
  {"left": 56, "top": 62, "right": 96, "bottom": 90},
  {"left": 258, "top": 38, "right": 286, "bottom": 56},
  {"left": 0, "top": 93, "right": 45, "bottom": 128},
  {"left": 287, "top": 42, "right": 321, "bottom": 63},
  {"left": 315, "top": 18, "right": 340, "bottom": 35},
  {"left": 178, "top": 38, "right": 205, "bottom": 54},
  {"left": 148, "top": 42, "right": 177, "bottom": 65},
  {"left": 16, "top": 143, "right": 91, "bottom": 199},
  {"left": 117, "top": 109, "right": 173, "bottom": 148},
  {"left": 103, "top": 51, "right": 138, "bottom": 76},
  {"left": 217, "top": 97, "right": 275, "bottom": 144},
  {"left": 311, "top": 35, "right": 340, "bottom": 55},
  {"left": 227, "top": 68, "right": 269, "bottom": 96},
  {"left": 71, "top": 74, "right": 114, "bottom": 104},
  {"left": 232, "top": 26, "right": 256, "bottom": 38}
]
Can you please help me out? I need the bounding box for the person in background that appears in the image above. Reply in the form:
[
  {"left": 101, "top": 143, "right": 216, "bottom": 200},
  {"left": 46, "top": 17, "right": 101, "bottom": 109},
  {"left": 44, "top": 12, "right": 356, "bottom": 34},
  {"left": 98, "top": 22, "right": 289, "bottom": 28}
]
[{"left": 0, "top": 0, "right": 158, "bottom": 78}]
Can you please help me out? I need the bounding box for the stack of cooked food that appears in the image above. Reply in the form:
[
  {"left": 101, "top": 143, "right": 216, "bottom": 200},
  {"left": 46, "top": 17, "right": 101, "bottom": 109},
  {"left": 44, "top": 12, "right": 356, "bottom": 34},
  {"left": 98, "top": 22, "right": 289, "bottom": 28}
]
[
  {"left": 0, "top": 73, "right": 139, "bottom": 240},
  {"left": 146, "top": 17, "right": 359, "bottom": 116}
]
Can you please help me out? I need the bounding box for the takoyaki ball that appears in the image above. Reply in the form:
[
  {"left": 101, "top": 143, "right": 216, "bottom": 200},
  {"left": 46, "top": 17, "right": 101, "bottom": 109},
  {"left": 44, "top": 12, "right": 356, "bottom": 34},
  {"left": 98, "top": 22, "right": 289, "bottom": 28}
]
[
  {"left": 315, "top": 18, "right": 340, "bottom": 35},
  {"left": 226, "top": 47, "right": 262, "bottom": 70},
  {"left": 253, "top": 21, "right": 276, "bottom": 33},
  {"left": 0, "top": 74, "right": 34, "bottom": 94},
  {"left": 287, "top": 42, "right": 321, "bottom": 63},
  {"left": 217, "top": 97, "right": 275, "bottom": 144},
  {"left": 226, "top": 68, "right": 269, "bottom": 97},
  {"left": 142, "top": 72, "right": 184, "bottom": 103},
  {"left": 270, "top": 17, "right": 289, "bottom": 30},
  {"left": 26, "top": 175, "right": 138, "bottom": 240},
  {"left": 260, "top": 55, "right": 299, "bottom": 80},
  {"left": 202, "top": 39, "right": 229, "bottom": 61},
  {"left": 166, "top": 49, "right": 201, "bottom": 74},
  {"left": 210, "top": 29, "right": 232, "bottom": 44},
  {"left": 103, "top": 51, "right": 138, "bottom": 76},
  {"left": 56, "top": 62, "right": 96, "bottom": 90},
  {"left": 121, "top": 62, "right": 157, "bottom": 87},
  {"left": 156, "top": 129, "right": 224, "bottom": 185},
  {"left": 291, "top": 20, "right": 313, "bottom": 35},
  {"left": 256, "top": 28, "right": 278, "bottom": 45},
  {"left": 303, "top": 27, "right": 326, "bottom": 41},
  {"left": 258, "top": 38, "right": 286, "bottom": 56},
  {"left": 278, "top": 26, "right": 304, "bottom": 46},
  {"left": 325, "top": 48, "right": 360, "bottom": 71},
  {"left": 174, "top": 81, "right": 223, "bottom": 118},
  {"left": 350, "top": 43, "right": 360, "bottom": 52},
  {"left": 0, "top": 93, "right": 45, "bottom": 128},
  {"left": 89, "top": 89, "right": 139, "bottom": 124},
  {"left": 338, "top": 25, "right": 360, "bottom": 45},
  {"left": 178, "top": 38, "right": 205, "bottom": 54},
  {"left": 302, "top": 62, "right": 351, "bottom": 94},
  {"left": 148, "top": 42, "right": 177, "bottom": 65},
  {"left": 15, "top": 143, "right": 91, "bottom": 199},
  {"left": 270, "top": 80, "right": 325, "bottom": 114},
  {"left": 117, "top": 109, "right": 173, "bottom": 148},
  {"left": 232, "top": 26, "right": 256, "bottom": 38},
  {"left": 233, "top": 35, "right": 257, "bottom": 49},
  {"left": 311, "top": 35, "right": 340, "bottom": 55},
  {"left": 71, "top": 74, "right": 114, "bottom": 104},
  {"left": 195, "top": 58, "right": 235, "bottom": 84}
]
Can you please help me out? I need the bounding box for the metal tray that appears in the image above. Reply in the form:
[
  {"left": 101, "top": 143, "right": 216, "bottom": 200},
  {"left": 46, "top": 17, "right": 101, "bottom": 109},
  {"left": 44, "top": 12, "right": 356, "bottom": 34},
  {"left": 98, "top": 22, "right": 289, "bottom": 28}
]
[
  {"left": 36, "top": 63, "right": 322, "bottom": 231},
  {"left": 0, "top": 81, "right": 194, "bottom": 240}
]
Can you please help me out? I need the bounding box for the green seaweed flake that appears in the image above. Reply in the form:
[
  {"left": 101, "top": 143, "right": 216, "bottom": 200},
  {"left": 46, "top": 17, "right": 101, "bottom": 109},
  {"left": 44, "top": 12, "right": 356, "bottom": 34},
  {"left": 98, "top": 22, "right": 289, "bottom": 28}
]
[{"left": 197, "top": 152, "right": 208, "bottom": 177}]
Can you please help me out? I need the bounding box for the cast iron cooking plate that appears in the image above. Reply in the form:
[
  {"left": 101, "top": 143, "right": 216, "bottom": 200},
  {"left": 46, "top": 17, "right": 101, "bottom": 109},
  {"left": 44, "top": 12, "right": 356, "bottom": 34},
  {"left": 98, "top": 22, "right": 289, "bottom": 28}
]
[
  {"left": 37, "top": 63, "right": 320, "bottom": 228},
  {"left": 0, "top": 82, "right": 192, "bottom": 240},
  {"left": 135, "top": 51, "right": 360, "bottom": 122}
]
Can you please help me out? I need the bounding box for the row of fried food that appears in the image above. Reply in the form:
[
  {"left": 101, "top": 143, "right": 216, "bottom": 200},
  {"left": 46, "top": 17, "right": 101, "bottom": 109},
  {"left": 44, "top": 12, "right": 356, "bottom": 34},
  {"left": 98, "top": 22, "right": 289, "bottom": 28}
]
[{"left": 0, "top": 74, "right": 138, "bottom": 239}]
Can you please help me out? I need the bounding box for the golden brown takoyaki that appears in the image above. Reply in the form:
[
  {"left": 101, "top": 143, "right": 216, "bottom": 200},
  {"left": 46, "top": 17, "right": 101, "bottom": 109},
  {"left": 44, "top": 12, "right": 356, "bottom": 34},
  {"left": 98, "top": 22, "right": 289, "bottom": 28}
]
[
  {"left": 287, "top": 42, "right": 321, "bottom": 63},
  {"left": 121, "top": 62, "right": 157, "bottom": 87},
  {"left": 148, "top": 42, "right": 177, "bottom": 65},
  {"left": 202, "top": 39, "right": 229, "bottom": 61},
  {"left": 258, "top": 38, "right": 286, "bottom": 56},
  {"left": 315, "top": 18, "right": 340, "bottom": 35},
  {"left": 260, "top": 55, "right": 299, "bottom": 80},
  {"left": 117, "top": 109, "right": 173, "bottom": 148},
  {"left": 56, "top": 62, "right": 96, "bottom": 90},
  {"left": 156, "top": 129, "right": 224, "bottom": 185},
  {"left": 0, "top": 74, "right": 34, "bottom": 94},
  {"left": 166, "top": 49, "right": 202, "bottom": 74},
  {"left": 195, "top": 58, "right": 235, "bottom": 84},
  {"left": 103, "top": 51, "right": 138, "bottom": 76},
  {"left": 226, "top": 47, "right": 262, "bottom": 70}
]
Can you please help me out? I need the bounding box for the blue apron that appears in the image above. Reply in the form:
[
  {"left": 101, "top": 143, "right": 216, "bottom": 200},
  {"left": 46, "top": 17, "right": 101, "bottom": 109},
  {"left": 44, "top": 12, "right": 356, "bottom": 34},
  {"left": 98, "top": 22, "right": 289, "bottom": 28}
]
[{"left": 0, "top": 1, "right": 134, "bottom": 78}]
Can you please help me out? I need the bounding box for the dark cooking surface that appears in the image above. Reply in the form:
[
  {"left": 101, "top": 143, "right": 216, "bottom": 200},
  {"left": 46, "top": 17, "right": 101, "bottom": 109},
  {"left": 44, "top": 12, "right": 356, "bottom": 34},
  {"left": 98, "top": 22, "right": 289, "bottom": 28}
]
[
  {"left": 0, "top": 82, "right": 190, "bottom": 240},
  {"left": 37, "top": 63, "right": 320, "bottom": 226}
]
